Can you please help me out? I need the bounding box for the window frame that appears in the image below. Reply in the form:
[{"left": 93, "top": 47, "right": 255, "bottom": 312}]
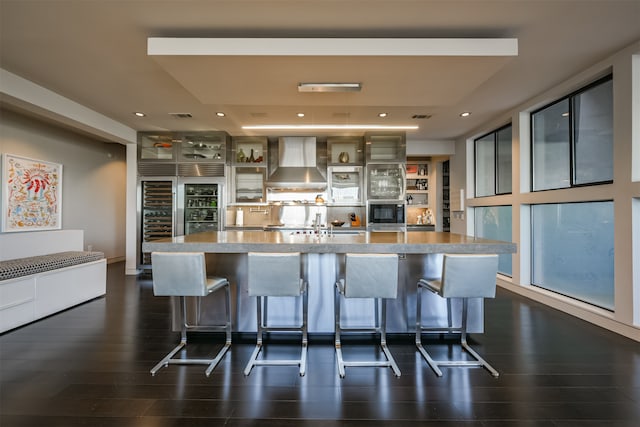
[
  {"left": 530, "top": 74, "right": 613, "bottom": 192},
  {"left": 474, "top": 123, "right": 513, "bottom": 198}
]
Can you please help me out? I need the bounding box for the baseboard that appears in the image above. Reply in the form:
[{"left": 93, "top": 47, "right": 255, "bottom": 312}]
[{"left": 497, "top": 279, "right": 639, "bottom": 342}]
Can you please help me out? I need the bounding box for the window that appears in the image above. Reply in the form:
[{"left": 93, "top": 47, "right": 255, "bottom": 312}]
[
  {"left": 531, "top": 202, "right": 614, "bottom": 310},
  {"left": 474, "top": 124, "right": 512, "bottom": 197},
  {"left": 532, "top": 76, "right": 613, "bottom": 191},
  {"left": 474, "top": 206, "right": 512, "bottom": 276}
]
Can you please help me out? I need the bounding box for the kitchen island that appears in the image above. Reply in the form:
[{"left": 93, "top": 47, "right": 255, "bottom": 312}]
[{"left": 143, "top": 231, "right": 516, "bottom": 334}]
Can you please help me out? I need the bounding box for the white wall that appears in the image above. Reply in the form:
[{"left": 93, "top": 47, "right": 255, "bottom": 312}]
[
  {"left": 0, "top": 108, "right": 127, "bottom": 261},
  {"left": 449, "top": 41, "right": 640, "bottom": 340}
]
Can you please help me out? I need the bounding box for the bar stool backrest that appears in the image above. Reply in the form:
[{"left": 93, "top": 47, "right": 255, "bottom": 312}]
[
  {"left": 248, "top": 252, "right": 302, "bottom": 297},
  {"left": 440, "top": 254, "right": 499, "bottom": 299},
  {"left": 344, "top": 253, "right": 399, "bottom": 299},
  {"left": 151, "top": 252, "right": 208, "bottom": 297}
]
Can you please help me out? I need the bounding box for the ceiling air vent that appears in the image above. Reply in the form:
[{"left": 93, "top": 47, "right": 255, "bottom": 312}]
[
  {"left": 412, "top": 114, "right": 432, "bottom": 119},
  {"left": 169, "top": 113, "right": 193, "bottom": 119}
]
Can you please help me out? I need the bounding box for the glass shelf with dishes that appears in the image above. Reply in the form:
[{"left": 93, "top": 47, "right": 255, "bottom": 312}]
[{"left": 179, "top": 133, "right": 227, "bottom": 162}]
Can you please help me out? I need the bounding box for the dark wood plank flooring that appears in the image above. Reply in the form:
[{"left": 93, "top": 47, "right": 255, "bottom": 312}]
[{"left": 1, "top": 262, "right": 638, "bottom": 426}]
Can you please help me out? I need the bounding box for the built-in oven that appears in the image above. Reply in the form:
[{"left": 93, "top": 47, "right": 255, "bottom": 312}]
[{"left": 368, "top": 202, "right": 405, "bottom": 226}]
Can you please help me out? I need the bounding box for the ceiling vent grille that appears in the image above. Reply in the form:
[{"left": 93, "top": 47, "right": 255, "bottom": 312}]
[
  {"left": 169, "top": 113, "right": 193, "bottom": 119},
  {"left": 412, "top": 114, "right": 432, "bottom": 119}
]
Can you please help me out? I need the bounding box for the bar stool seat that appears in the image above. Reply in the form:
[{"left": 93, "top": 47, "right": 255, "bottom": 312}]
[
  {"left": 335, "top": 253, "right": 401, "bottom": 378},
  {"left": 150, "top": 252, "right": 232, "bottom": 377},
  {"left": 244, "top": 252, "right": 308, "bottom": 376},
  {"left": 416, "top": 253, "right": 499, "bottom": 377}
]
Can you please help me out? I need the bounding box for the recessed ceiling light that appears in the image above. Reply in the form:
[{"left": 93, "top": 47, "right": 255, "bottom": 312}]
[
  {"left": 297, "top": 112, "right": 305, "bottom": 118},
  {"left": 378, "top": 112, "right": 388, "bottom": 118},
  {"left": 133, "top": 112, "right": 146, "bottom": 117},
  {"left": 460, "top": 112, "right": 471, "bottom": 117},
  {"left": 215, "top": 112, "right": 226, "bottom": 117},
  {"left": 561, "top": 112, "right": 569, "bottom": 117}
]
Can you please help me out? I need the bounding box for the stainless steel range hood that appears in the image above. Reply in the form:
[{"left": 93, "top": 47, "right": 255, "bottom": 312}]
[{"left": 265, "top": 136, "right": 326, "bottom": 188}]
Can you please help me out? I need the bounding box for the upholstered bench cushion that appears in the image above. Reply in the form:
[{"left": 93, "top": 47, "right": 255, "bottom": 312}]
[{"left": 0, "top": 251, "right": 105, "bottom": 281}]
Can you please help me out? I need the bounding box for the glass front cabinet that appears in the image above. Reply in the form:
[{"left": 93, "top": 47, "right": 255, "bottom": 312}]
[
  {"left": 366, "top": 163, "right": 406, "bottom": 201},
  {"left": 232, "top": 167, "right": 266, "bottom": 203},
  {"left": 179, "top": 133, "right": 227, "bottom": 162},
  {"left": 139, "top": 134, "right": 177, "bottom": 161},
  {"left": 365, "top": 132, "right": 406, "bottom": 163},
  {"left": 327, "top": 136, "right": 364, "bottom": 166},
  {"left": 327, "top": 166, "right": 363, "bottom": 205}
]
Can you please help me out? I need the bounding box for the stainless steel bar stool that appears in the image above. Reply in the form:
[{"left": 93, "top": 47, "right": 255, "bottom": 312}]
[
  {"left": 244, "top": 252, "right": 308, "bottom": 376},
  {"left": 150, "top": 252, "right": 232, "bottom": 377},
  {"left": 416, "top": 253, "right": 499, "bottom": 377},
  {"left": 335, "top": 253, "right": 401, "bottom": 378}
]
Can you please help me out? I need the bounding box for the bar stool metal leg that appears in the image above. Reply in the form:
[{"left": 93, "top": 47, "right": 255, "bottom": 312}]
[
  {"left": 415, "top": 254, "right": 500, "bottom": 378},
  {"left": 415, "top": 284, "right": 443, "bottom": 376},
  {"left": 244, "top": 292, "right": 308, "bottom": 376},
  {"left": 243, "top": 252, "right": 308, "bottom": 377},
  {"left": 150, "top": 252, "right": 232, "bottom": 377},
  {"left": 335, "top": 284, "right": 401, "bottom": 378},
  {"left": 151, "top": 285, "right": 231, "bottom": 377}
]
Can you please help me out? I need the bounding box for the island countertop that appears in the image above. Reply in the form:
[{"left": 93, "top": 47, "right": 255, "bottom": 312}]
[
  {"left": 142, "top": 231, "right": 516, "bottom": 334},
  {"left": 143, "top": 230, "right": 516, "bottom": 255}
]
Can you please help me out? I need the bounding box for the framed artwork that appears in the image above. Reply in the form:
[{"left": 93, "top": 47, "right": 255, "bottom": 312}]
[{"left": 2, "top": 154, "right": 63, "bottom": 232}]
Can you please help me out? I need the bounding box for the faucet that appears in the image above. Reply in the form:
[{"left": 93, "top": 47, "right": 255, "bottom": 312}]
[{"left": 314, "top": 212, "right": 322, "bottom": 235}]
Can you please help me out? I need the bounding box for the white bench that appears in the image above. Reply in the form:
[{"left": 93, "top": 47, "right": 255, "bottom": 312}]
[{"left": 0, "top": 230, "right": 106, "bottom": 333}]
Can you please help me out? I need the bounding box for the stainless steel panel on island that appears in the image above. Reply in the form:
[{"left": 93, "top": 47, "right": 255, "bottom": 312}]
[{"left": 143, "top": 231, "right": 516, "bottom": 334}]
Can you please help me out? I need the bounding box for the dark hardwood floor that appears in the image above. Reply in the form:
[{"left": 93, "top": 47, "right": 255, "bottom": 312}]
[{"left": 1, "top": 262, "right": 638, "bottom": 426}]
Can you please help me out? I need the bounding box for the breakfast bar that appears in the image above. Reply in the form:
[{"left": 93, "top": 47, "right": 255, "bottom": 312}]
[{"left": 143, "top": 231, "right": 516, "bottom": 334}]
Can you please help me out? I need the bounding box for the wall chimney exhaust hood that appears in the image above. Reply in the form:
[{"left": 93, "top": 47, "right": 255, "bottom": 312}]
[{"left": 266, "top": 136, "right": 326, "bottom": 188}]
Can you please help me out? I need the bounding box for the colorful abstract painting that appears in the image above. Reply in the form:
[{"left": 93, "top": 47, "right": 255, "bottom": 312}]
[{"left": 2, "top": 154, "right": 62, "bottom": 232}]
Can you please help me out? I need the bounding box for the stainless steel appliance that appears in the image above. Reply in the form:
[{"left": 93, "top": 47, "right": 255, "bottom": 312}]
[
  {"left": 368, "top": 202, "right": 406, "bottom": 231},
  {"left": 139, "top": 178, "right": 175, "bottom": 266},
  {"left": 138, "top": 177, "right": 225, "bottom": 268},
  {"left": 177, "top": 180, "right": 223, "bottom": 236},
  {"left": 265, "top": 136, "right": 326, "bottom": 188}
]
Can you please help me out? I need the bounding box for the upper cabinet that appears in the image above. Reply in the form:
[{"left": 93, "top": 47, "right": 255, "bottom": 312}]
[
  {"left": 179, "top": 133, "right": 227, "bottom": 163},
  {"left": 327, "top": 136, "right": 364, "bottom": 166},
  {"left": 139, "top": 133, "right": 177, "bottom": 161},
  {"left": 231, "top": 136, "right": 268, "bottom": 167},
  {"left": 365, "top": 132, "right": 406, "bottom": 163},
  {"left": 138, "top": 132, "right": 228, "bottom": 163}
]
